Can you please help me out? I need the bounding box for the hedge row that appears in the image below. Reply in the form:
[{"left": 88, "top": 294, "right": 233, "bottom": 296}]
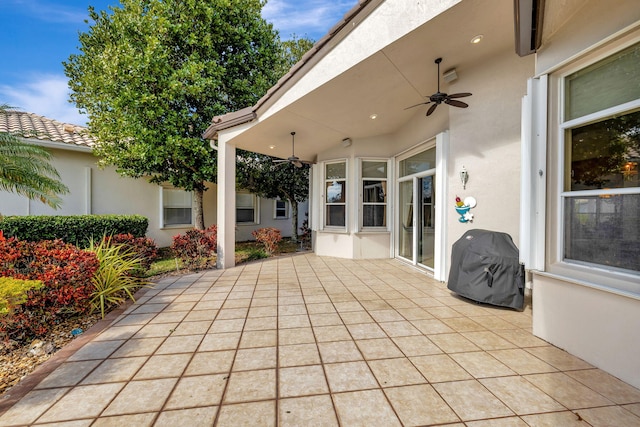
[{"left": 0, "top": 215, "right": 148, "bottom": 247}]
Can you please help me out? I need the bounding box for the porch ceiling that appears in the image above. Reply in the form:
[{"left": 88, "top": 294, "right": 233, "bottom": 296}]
[{"left": 228, "top": 0, "right": 515, "bottom": 162}]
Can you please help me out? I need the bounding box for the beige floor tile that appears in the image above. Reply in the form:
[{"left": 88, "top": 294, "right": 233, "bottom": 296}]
[
  {"left": 112, "top": 312, "right": 157, "bottom": 326},
  {"left": 0, "top": 388, "right": 70, "bottom": 426},
  {"left": 216, "top": 401, "right": 276, "bottom": 427},
  {"left": 279, "top": 365, "right": 329, "bottom": 397},
  {"left": 385, "top": 384, "right": 461, "bottom": 426},
  {"left": 170, "top": 320, "right": 213, "bottom": 335},
  {"left": 378, "top": 320, "right": 422, "bottom": 337},
  {"left": 392, "top": 335, "right": 442, "bottom": 356},
  {"left": 233, "top": 347, "right": 277, "bottom": 371},
  {"left": 35, "top": 360, "right": 101, "bottom": 389},
  {"left": 109, "top": 337, "right": 163, "bottom": 358},
  {"left": 209, "top": 318, "right": 245, "bottom": 333},
  {"left": 355, "top": 338, "right": 404, "bottom": 360},
  {"left": 183, "top": 309, "right": 219, "bottom": 322},
  {"left": 346, "top": 323, "right": 387, "bottom": 340},
  {"left": 442, "top": 316, "right": 486, "bottom": 332},
  {"left": 313, "top": 325, "right": 352, "bottom": 342},
  {"left": 368, "top": 309, "right": 405, "bottom": 322},
  {"left": 153, "top": 406, "right": 217, "bottom": 427},
  {"left": 450, "top": 352, "right": 515, "bottom": 378},
  {"left": 624, "top": 403, "right": 640, "bottom": 417},
  {"left": 165, "top": 373, "right": 227, "bottom": 409},
  {"left": 521, "top": 411, "right": 591, "bottom": 426},
  {"left": 495, "top": 329, "right": 548, "bottom": 347},
  {"left": 465, "top": 417, "right": 529, "bottom": 426},
  {"left": 481, "top": 376, "right": 565, "bottom": 415},
  {"left": 577, "top": 405, "right": 640, "bottom": 427},
  {"left": 278, "top": 327, "right": 316, "bottom": 345},
  {"left": 360, "top": 300, "right": 393, "bottom": 311},
  {"left": 324, "top": 361, "right": 379, "bottom": 392},
  {"left": 428, "top": 333, "right": 481, "bottom": 353},
  {"left": 239, "top": 329, "right": 277, "bottom": 348},
  {"left": 396, "top": 307, "right": 434, "bottom": 320},
  {"left": 279, "top": 343, "right": 321, "bottom": 367},
  {"left": 489, "top": 348, "right": 557, "bottom": 375},
  {"left": 462, "top": 330, "right": 517, "bottom": 350},
  {"left": 278, "top": 304, "right": 307, "bottom": 316},
  {"left": 333, "top": 301, "right": 364, "bottom": 312},
  {"left": 222, "top": 298, "right": 251, "bottom": 308},
  {"left": 184, "top": 350, "right": 234, "bottom": 375},
  {"left": 164, "top": 301, "right": 197, "bottom": 312},
  {"left": 223, "top": 369, "right": 276, "bottom": 403},
  {"left": 434, "top": 380, "right": 514, "bottom": 421},
  {"left": 92, "top": 412, "right": 156, "bottom": 427},
  {"left": 67, "top": 340, "right": 125, "bottom": 361},
  {"left": 248, "top": 304, "right": 278, "bottom": 317},
  {"left": 199, "top": 331, "right": 241, "bottom": 351},
  {"left": 102, "top": 378, "right": 176, "bottom": 416},
  {"left": 133, "top": 322, "right": 179, "bottom": 339},
  {"left": 333, "top": 389, "right": 401, "bottom": 426},
  {"left": 309, "top": 312, "right": 343, "bottom": 327},
  {"left": 318, "top": 340, "right": 363, "bottom": 363},
  {"left": 155, "top": 334, "right": 204, "bottom": 355},
  {"left": 279, "top": 395, "right": 338, "bottom": 427},
  {"left": 37, "top": 383, "right": 125, "bottom": 422},
  {"left": 279, "top": 314, "right": 311, "bottom": 329},
  {"left": 81, "top": 356, "right": 147, "bottom": 384},
  {"left": 410, "top": 354, "right": 472, "bottom": 383},
  {"left": 368, "top": 358, "right": 426, "bottom": 387},
  {"left": 338, "top": 311, "right": 374, "bottom": 324},
  {"left": 134, "top": 353, "right": 191, "bottom": 379},
  {"left": 525, "top": 346, "right": 593, "bottom": 371},
  {"left": 566, "top": 369, "right": 640, "bottom": 404},
  {"left": 525, "top": 372, "right": 614, "bottom": 409},
  {"left": 411, "top": 319, "right": 455, "bottom": 334}
]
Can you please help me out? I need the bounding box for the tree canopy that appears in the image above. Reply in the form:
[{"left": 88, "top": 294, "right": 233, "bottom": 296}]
[
  {"left": 0, "top": 105, "right": 69, "bottom": 209},
  {"left": 64, "top": 0, "right": 286, "bottom": 228}
]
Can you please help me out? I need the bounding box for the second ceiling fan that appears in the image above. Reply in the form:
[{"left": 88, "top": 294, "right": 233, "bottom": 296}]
[{"left": 406, "top": 57, "right": 472, "bottom": 116}]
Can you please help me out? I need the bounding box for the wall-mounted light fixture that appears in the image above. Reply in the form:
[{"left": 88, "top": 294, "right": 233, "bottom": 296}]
[
  {"left": 341, "top": 138, "right": 352, "bottom": 147},
  {"left": 460, "top": 166, "right": 469, "bottom": 189}
]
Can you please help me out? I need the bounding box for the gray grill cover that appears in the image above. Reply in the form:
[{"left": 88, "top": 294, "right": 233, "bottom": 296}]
[{"left": 447, "top": 229, "right": 525, "bottom": 310}]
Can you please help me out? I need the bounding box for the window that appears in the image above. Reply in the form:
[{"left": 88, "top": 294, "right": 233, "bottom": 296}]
[
  {"left": 325, "top": 161, "right": 346, "bottom": 228},
  {"left": 236, "top": 192, "right": 258, "bottom": 223},
  {"left": 162, "top": 187, "right": 193, "bottom": 227},
  {"left": 274, "top": 199, "right": 289, "bottom": 219},
  {"left": 361, "top": 160, "right": 388, "bottom": 228},
  {"left": 559, "top": 42, "right": 640, "bottom": 273}
]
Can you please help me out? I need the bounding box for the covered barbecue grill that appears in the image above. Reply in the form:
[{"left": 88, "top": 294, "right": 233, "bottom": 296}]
[{"left": 447, "top": 229, "right": 525, "bottom": 310}]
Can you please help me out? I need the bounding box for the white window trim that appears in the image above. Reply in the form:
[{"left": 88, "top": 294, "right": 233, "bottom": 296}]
[
  {"left": 546, "top": 36, "right": 640, "bottom": 295},
  {"left": 322, "top": 159, "right": 348, "bottom": 231},
  {"left": 160, "top": 186, "right": 194, "bottom": 229},
  {"left": 236, "top": 191, "right": 260, "bottom": 225},
  {"left": 358, "top": 158, "right": 391, "bottom": 231},
  {"left": 273, "top": 198, "right": 290, "bottom": 220}
]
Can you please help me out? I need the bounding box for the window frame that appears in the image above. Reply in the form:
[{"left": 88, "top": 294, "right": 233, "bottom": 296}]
[
  {"left": 273, "top": 198, "right": 290, "bottom": 220},
  {"left": 359, "top": 158, "right": 390, "bottom": 231},
  {"left": 160, "top": 186, "right": 193, "bottom": 228},
  {"left": 323, "top": 159, "right": 348, "bottom": 231},
  {"left": 236, "top": 191, "right": 260, "bottom": 225},
  {"left": 548, "top": 35, "right": 640, "bottom": 295}
]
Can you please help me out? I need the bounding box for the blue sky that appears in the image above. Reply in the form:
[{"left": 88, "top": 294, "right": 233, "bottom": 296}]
[{"left": 0, "top": 0, "right": 354, "bottom": 125}]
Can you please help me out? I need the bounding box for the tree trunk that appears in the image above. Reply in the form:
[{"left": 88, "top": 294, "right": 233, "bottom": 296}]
[
  {"left": 290, "top": 199, "right": 298, "bottom": 243},
  {"left": 194, "top": 188, "right": 205, "bottom": 230}
]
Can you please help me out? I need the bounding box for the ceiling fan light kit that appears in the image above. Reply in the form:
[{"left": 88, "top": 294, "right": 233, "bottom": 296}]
[
  {"left": 272, "top": 131, "right": 314, "bottom": 168},
  {"left": 405, "top": 57, "right": 472, "bottom": 116}
]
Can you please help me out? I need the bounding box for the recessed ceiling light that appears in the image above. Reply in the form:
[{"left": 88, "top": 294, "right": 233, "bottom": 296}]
[
  {"left": 369, "top": 113, "right": 378, "bottom": 120},
  {"left": 470, "top": 35, "right": 483, "bottom": 44},
  {"left": 269, "top": 145, "right": 276, "bottom": 149}
]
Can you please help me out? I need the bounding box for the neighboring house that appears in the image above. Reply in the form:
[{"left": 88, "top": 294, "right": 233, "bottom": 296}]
[
  {"left": 205, "top": 0, "right": 640, "bottom": 389},
  {"left": 0, "top": 111, "right": 305, "bottom": 247}
]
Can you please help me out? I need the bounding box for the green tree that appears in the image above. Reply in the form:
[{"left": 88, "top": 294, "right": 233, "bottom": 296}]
[
  {"left": 64, "top": 0, "right": 285, "bottom": 229},
  {"left": 0, "top": 105, "right": 69, "bottom": 209}
]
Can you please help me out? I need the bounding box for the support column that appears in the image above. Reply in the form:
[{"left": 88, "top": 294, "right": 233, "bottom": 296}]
[{"left": 216, "top": 137, "right": 236, "bottom": 269}]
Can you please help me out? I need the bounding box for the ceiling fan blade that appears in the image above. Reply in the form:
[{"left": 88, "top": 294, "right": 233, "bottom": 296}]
[
  {"left": 426, "top": 103, "right": 438, "bottom": 116},
  {"left": 404, "top": 101, "right": 431, "bottom": 110},
  {"left": 448, "top": 92, "right": 472, "bottom": 99},
  {"left": 445, "top": 99, "right": 469, "bottom": 108},
  {"left": 273, "top": 159, "right": 288, "bottom": 163},
  {"left": 292, "top": 160, "right": 303, "bottom": 168}
]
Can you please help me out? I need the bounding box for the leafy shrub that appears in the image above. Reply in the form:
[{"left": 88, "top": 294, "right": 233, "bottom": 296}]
[
  {"left": 252, "top": 227, "right": 282, "bottom": 255},
  {"left": 89, "top": 239, "right": 150, "bottom": 319},
  {"left": 0, "top": 277, "right": 43, "bottom": 317},
  {"left": 0, "top": 235, "right": 99, "bottom": 342},
  {"left": 103, "top": 233, "right": 158, "bottom": 272},
  {"left": 171, "top": 226, "right": 217, "bottom": 270},
  {"left": 0, "top": 215, "right": 148, "bottom": 247},
  {"left": 299, "top": 212, "right": 311, "bottom": 249}
]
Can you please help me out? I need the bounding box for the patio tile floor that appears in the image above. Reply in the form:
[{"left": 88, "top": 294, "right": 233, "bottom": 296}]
[{"left": 1, "top": 253, "right": 639, "bottom": 426}]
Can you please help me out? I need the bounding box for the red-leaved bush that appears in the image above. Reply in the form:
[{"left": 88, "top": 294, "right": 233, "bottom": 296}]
[
  {"left": 252, "top": 227, "right": 282, "bottom": 255},
  {"left": 171, "top": 226, "right": 217, "bottom": 271},
  {"left": 102, "top": 233, "right": 158, "bottom": 270},
  {"left": 0, "top": 234, "right": 99, "bottom": 342}
]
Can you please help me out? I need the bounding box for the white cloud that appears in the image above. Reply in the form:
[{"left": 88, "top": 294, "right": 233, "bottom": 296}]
[
  {"left": 0, "top": 74, "right": 87, "bottom": 125},
  {"left": 2, "top": 0, "right": 89, "bottom": 24},
  {"left": 262, "top": 0, "right": 355, "bottom": 40}
]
